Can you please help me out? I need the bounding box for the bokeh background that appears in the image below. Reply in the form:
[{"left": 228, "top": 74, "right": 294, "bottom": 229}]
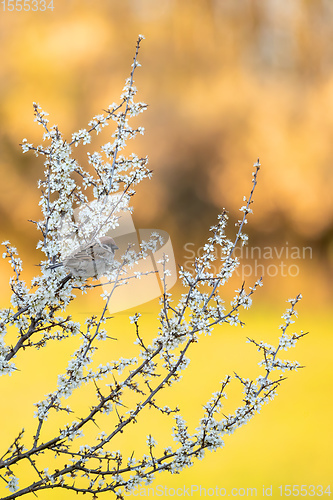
[{"left": 0, "top": 1, "right": 332, "bottom": 498}]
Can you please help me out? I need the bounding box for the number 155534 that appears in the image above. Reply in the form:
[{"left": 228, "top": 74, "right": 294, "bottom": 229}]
[{"left": 1, "top": 0, "right": 54, "bottom": 11}]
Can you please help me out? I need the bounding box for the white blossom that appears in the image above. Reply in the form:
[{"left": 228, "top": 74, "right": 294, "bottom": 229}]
[{"left": 6, "top": 476, "right": 19, "bottom": 492}]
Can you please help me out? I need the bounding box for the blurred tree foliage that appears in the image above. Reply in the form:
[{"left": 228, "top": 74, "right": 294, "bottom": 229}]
[{"left": 0, "top": 0, "right": 332, "bottom": 262}]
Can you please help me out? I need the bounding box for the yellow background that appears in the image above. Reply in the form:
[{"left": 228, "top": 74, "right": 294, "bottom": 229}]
[{"left": 0, "top": 1, "right": 332, "bottom": 498}]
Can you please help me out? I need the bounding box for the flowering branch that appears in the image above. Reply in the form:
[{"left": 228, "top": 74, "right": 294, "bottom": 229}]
[{"left": 0, "top": 36, "right": 306, "bottom": 499}]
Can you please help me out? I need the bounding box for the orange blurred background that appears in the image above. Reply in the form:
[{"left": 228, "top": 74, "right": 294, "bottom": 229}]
[{"left": 0, "top": 1, "right": 332, "bottom": 498}]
